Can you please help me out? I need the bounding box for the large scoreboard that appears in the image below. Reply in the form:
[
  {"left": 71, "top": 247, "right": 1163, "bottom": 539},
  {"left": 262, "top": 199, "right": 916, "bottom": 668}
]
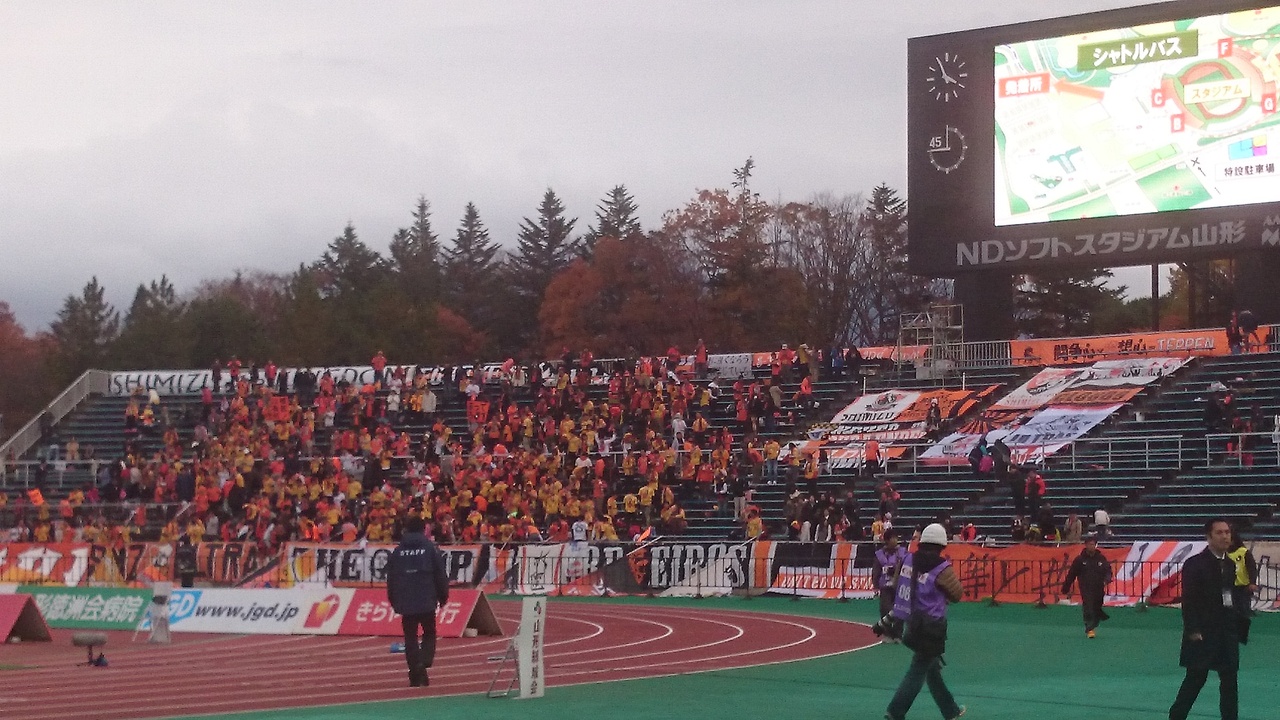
[{"left": 908, "top": 1, "right": 1280, "bottom": 276}]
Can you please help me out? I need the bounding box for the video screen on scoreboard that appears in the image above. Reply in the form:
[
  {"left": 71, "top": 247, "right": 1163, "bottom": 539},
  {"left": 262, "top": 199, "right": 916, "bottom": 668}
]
[{"left": 994, "top": 5, "right": 1280, "bottom": 227}]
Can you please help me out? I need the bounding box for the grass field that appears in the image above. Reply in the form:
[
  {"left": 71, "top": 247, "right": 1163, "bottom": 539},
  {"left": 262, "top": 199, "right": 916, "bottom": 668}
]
[{"left": 170, "top": 596, "right": 1277, "bottom": 720}]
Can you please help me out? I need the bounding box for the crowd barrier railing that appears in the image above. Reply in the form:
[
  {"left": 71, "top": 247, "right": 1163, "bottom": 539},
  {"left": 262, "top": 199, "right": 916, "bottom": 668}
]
[
  {"left": 7, "top": 540, "right": 1275, "bottom": 612},
  {"left": 1202, "top": 431, "right": 1280, "bottom": 469}
]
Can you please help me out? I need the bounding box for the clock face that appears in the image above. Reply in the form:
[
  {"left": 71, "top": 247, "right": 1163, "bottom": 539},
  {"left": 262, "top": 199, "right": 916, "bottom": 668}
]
[
  {"left": 927, "top": 126, "right": 967, "bottom": 174},
  {"left": 925, "top": 52, "right": 968, "bottom": 102}
]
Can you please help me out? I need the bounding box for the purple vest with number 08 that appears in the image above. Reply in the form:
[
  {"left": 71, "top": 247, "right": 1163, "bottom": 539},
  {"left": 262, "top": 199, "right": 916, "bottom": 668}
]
[
  {"left": 891, "top": 553, "right": 950, "bottom": 621},
  {"left": 875, "top": 546, "right": 907, "bottom": 589}
]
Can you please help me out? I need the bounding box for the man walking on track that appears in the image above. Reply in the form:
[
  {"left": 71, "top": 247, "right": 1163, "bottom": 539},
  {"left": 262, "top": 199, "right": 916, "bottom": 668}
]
[
  {"left": 885, "top": 523, "right": 965, "bottom": 720},
  {"left": 1169, "top": 518, "right": 1249, "bottom": 720},
  {"left": 387, "top": 515, "right": 450, "bottom": 688},
  {"left": 873, "top": 530, "right": 907, "bottom": 624},
  {"left": 1061, "top": 533, "right": 1112, "bottom": 638}
]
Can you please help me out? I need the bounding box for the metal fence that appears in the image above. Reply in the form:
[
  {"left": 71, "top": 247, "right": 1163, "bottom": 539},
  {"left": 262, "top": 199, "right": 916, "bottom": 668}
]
[{"left": 8, "top": 540, "right": 1273, "bottom": 612}]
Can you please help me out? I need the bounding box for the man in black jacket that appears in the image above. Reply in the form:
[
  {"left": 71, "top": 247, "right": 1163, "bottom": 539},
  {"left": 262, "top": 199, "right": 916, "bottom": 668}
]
[
  {"left": 1169, "top": 518, "right": 1246, "bottom": 720},
  {"left": 1061, "top": 533, "right": 1111, "bottom": 638},
  {"left": 173, "top": 535, "right": 198, "bottom": 589},
  {"left": 387, "top": 516, "right": 450, "bottom": 687}
]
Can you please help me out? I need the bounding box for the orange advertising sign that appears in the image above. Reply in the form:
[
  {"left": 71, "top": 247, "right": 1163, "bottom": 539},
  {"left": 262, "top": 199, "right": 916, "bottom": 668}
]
[
  {"left": 943, "top": 543, "right": 1128, "bottom": 604},
  {"left": 1011, "top": 329, "right": 1230, "bottom": 366}
]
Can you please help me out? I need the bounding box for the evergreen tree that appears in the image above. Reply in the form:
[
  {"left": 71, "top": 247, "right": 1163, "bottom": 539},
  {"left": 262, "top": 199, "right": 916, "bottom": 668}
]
[
  {"left": 442, "top": 202, "right": 503, "bottom": 329},
  {"left": 276, "top": 266, "right": 333, "bottom": 365},
  {"left": 50, "top": 277, "right": 119, "bottom": 381},
  {"left": 1016, "top": 269, "right": 1126, "bottom": 337},
  {"left": 115, "top": 275, "right": 187, "bottom": 368},
  {"left": 505, "top": 189, "right": 578, "bottom": 349},
  {"left": 1164, "top": 260, "right": 1234, "bottom": 328},
  {"left": 389, "top": 196, "right": 443, "bottom": 305},
  {"left": 184, "top": 293, "right": 270, "bottom": 365},
  {"left": 861, "top": 184, "right": 932, "bottom": 344},
  {"left": 582, "top": 185, "right": 643, "bottom": 255},
  {"left": 313, "top": 223, "right": 388, "bottom": 298},
  {"left": 508, "top": 189, "right": 579, "bottom": 302}
]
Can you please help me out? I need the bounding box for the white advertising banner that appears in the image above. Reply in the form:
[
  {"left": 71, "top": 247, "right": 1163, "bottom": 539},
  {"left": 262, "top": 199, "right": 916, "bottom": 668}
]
[
  {"left": 110, "top": 366, "right": 392, "bottom": 396},
  {"left": 282, "top": 543, "right": 482, "bottom": 587},
  {"left": 830, "top": 390, "right": 922, "bottom": 425},
  {"left": 1076, "top": 357, "right": 1189, "bottom": 386},
  {"left": 992, "top": 368, "right": 1084, "bottom": 410},
  {"left": 920, "top": 405, "right": 1119, "bottom": 465},
  {"left": 706, "top": 353, "right": 753, "bottom": 380},
  {"left": 143, "top": 588, "right": 354, "bottom": 635},
  {"left": 482, "top": 543, "right": 628, "bottom": 596},
  {"left": 998, "top": 404, "right": 1122, "bottom": 462},
  {"left": 919, "top": 429, "right": 1012, "bottom": 465},
  {"left": 109, "top": 361, "right": 611, "bottom": 396}
]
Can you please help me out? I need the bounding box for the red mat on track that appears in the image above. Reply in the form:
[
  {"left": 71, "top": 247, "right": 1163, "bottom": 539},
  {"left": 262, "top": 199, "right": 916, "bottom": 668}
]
[{"left": 0, "top": 601, "right": 878, "bottom": 720}]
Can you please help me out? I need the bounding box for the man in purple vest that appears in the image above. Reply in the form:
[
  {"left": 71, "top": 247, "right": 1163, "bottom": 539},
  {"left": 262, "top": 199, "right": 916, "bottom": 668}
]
[
  {"left": 873, "top": 530, "right": 908, "bottom": 622},
  {"left": 885, "top": 523, "right": 965, "bottom": 720}
]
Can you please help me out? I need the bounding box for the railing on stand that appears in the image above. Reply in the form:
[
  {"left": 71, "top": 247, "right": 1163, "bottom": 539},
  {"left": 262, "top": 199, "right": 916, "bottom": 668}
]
[
  {"left": 1057, "top": 434, "right": 1186, "bottom": 473},
  {"left": 1202, "top": 431, "right": 1280, "bottom": 469},
  {"left": 0, "top": 370, "right": 109, "bottom": 463}
]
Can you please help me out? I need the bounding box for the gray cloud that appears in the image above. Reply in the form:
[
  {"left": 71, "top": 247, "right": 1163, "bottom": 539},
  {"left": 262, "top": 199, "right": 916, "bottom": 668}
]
[{"left": 0, "top": 0, "right": 1163, "bottom": 330}]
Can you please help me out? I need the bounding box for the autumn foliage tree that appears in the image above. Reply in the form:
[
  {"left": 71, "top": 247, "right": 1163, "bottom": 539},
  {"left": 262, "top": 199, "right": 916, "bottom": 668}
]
[
  {"left": 0, "top": 302, "right": 53, "bottom": 440},
  {"left": 658, "top": 159, "right": 808, "bottom": 350},
  {"left": 539, "top": 235, "right": 701, "bottom": 356}
]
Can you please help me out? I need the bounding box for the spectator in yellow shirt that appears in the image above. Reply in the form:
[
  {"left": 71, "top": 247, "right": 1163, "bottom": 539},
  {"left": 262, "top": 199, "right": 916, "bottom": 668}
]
[{"left": 637, "top": 484, "right": 656, "bottom": 526}]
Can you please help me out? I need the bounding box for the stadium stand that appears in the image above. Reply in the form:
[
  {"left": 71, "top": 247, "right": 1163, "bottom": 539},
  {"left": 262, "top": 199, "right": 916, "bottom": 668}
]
[{"left": 3, "top": 336, "right": 1279, "bottom": 547}]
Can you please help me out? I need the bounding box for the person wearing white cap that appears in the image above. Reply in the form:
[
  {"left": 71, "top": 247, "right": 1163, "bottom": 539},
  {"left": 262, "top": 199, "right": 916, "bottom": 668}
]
[{"left": 884, "top": 523, "right": 965, "bottom": 720}]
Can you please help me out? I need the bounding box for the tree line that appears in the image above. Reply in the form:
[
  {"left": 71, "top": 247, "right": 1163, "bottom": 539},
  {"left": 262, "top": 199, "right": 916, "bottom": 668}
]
[{"left": 0, "top": 159, "right": 1215, "bottom": 440}]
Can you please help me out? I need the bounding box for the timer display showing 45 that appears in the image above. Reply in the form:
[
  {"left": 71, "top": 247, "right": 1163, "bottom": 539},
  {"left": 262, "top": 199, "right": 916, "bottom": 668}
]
[{"left": 927, "top": 125, "right": 967, "bottom": 174}]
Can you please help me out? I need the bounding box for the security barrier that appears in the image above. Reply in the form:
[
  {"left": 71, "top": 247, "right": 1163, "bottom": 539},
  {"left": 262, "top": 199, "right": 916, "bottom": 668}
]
[{"left": 3, "top": 539, "right": 1275, "bottom": 612}]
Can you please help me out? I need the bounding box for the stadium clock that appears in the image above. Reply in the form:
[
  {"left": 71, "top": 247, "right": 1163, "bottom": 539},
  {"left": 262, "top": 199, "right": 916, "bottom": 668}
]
[
  {"left": 925, "top": 52, "right": 967, "bottom": 102},
  {"left": 927, "top": 125, "right": 967, "bottom": 174}
]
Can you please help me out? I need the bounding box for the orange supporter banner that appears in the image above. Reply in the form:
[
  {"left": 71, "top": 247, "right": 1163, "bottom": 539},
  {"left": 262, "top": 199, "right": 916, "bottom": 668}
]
[
  {"left": 894, "top": 387, "right": 996, "bottom": 424},
  {"left": 1051, "top": 386, "right": 1143, "bottom": 406},
  {"left": 943, "top": 543, "right": 1128, "bottom": 604},
  {"left": 466, "top": 400, "right": 489, "bottom": 424},
  {"left": 265, "top": 396, "right": 290, "bottom": 422},
  {"left": 1011, "top": 329, "right": 1230, "bottom": 366}
]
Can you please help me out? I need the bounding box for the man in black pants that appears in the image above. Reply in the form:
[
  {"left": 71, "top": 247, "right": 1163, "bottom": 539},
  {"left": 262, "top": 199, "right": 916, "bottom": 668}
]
[
  {"left": 387, "top": 516, "right": 450, "bottom": 687},
  {"left": 1169, "top": 518, "right": 1247, "bottom": 720},
  {"left": 1061, "top": 533, "right": 1111, "bottom": 638}
]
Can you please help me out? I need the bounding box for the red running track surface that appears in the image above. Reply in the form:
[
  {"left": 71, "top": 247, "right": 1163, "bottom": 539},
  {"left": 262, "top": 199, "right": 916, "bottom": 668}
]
[{"left": 0, "top": 602, "right": 878, "bottom": 719}]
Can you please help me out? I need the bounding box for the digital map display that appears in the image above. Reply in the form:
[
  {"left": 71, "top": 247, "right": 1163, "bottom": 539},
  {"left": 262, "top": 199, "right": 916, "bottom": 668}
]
[{"left": 995, "top": 6, "right": 1280, "bottom": 226}]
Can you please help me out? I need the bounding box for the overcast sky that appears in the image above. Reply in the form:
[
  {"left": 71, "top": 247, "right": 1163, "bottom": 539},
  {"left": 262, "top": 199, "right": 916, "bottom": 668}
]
[{"left": 0, "top": 0, "right": 1167, "bottom": 332}]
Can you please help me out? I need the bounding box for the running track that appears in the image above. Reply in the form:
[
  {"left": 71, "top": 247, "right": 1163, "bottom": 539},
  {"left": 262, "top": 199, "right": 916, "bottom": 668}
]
[{"left": 0, "top": 601, "right": 878, "bottom": 719}]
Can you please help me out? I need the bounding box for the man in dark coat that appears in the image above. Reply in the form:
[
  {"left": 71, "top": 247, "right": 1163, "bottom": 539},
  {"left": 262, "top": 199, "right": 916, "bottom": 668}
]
[
  {"left": 1061, "top": 534, "right": 1111, "bottom": 637},
  {"left": 387, "top": 516, "right": 450, "bottom": 687},
  {"left": 173, "top": 535, "right": 198, "bottom": 589},
  {"left": 1169, "top": 518, "right": 1246, "bottom": 720}
]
